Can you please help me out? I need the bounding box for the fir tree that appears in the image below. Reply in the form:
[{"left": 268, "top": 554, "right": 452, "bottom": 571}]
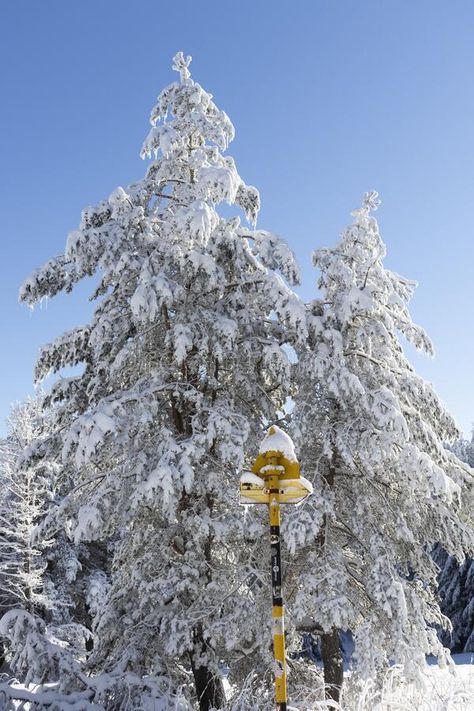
[
  {"left": 0, "top": 398, "right": 53, "bottom": 619},
  {"left": 19, "top": 53, "right": 304, "bottom": 709},
  {"left": 0, "top": 397, "right": 106, "bottom": 692},
  {"left": 292, "top": 192, "right": 474, "bottom": 702}
]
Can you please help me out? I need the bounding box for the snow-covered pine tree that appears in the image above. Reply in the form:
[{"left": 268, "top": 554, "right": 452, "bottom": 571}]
[
  {"left": 291, "top": 192, "right": 474, "bottom": 702},
  {"left": 0, "top": 398, "right": 53, "bottom": 619},
  {"left": 0, "top": 397, "right": 106, "bottom": 690},
  {"left": 19, "top": 53, "right": 305, "bottom": 709},
  {"left": 434, "top": 433, "right": 474, "bottom": 653}
]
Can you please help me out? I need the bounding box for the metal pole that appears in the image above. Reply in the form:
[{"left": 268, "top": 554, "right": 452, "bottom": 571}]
[
  {"left": 267, "top": 463, "right": 287, "bottom": 711},
  {"left": 241, "top": 427, "right": 310, "bottom": 708}
]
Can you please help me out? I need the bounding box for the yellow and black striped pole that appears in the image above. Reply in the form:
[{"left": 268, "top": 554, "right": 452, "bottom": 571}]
[
  {"left": 239, "top": 426, "right": 312, "bottom": 711},
  {"left": 267, "top": 462, "right": 287, "bottom": 711}
]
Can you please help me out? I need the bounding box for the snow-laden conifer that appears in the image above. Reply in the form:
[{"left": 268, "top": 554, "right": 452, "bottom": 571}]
[
  {"left": 0, "top": 399, "right": 54, "bottom": 618},
  {"left": 291, "top": 192, "right": 474, "bottom": 701},
  {"left": 19, "top": 53, "right": 304, "bottom": 709},
  {"left": 0, "top": 398, "right": 108, "bottom": 694}
]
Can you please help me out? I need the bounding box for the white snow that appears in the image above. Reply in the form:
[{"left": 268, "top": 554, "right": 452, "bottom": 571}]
[
  {"left": 293, "top": 476, "right": 313, "bottom": 496},
  {"left": 240, "top": 471, "right": 264, "bottom": 486},
  {"left": 258, "top": 425, "right": 297, "bottom": 462},
  {"left": 260, "top": 463, "right": 286, "bottom": 473},
  {"left": 343, "top": 657, "right": 474, "bottom": 711},
  {"left": 223, "top": 658, "right": 474, "bottom": 710}
]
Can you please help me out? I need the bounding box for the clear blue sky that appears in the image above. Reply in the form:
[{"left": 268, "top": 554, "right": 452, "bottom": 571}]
[{"left": 1, "top": 0, "right": 473, "bottom": 437}]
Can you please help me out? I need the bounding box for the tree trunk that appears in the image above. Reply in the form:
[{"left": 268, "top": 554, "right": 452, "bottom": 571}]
[
  {"left": 165, "top": 313, "right": 223, "bottom": 710},
  {"left": 321, "top": 627, "right": 344, "bottom": 705},
  {"left": 317, "top": 455, "right": 344, "bottom": 704},
  {"left": 190, "top": 629, "right": 225, "bottom": 711}
]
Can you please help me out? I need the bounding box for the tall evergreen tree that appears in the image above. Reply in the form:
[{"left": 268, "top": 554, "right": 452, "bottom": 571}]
[
  {"left": 0, "top": 398, "right": 53, "bottom": 618},
  {"left": 0, "top": 397, "right": 106, "bottom": 691},
  {"left": 292, "top": 192, "right": 474, "bottom": 702},
  {"left": 19, "top": 53, "right": 305, "bottom": 709}
]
